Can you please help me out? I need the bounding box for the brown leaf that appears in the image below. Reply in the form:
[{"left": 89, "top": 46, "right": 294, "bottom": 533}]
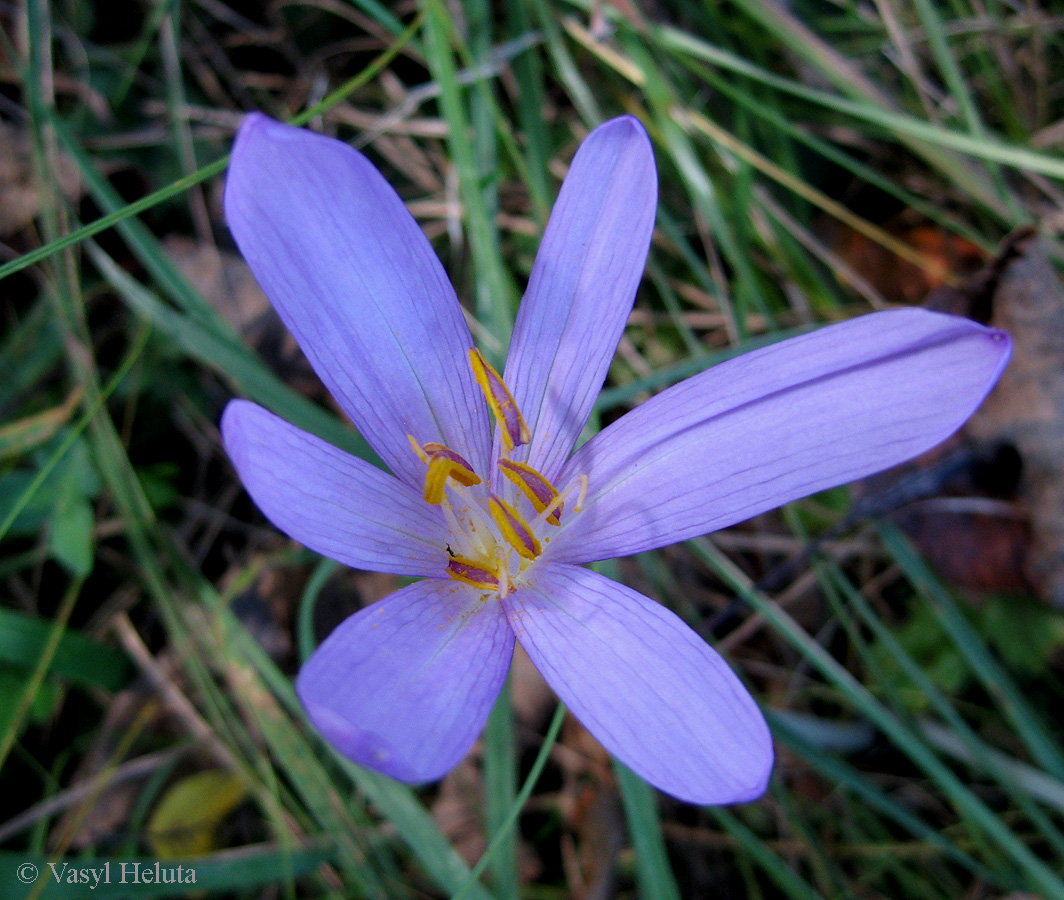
[
  {"left": 891, "top": 497, "right": 1030, "bottom": 593},
  {"left": 510, "top": 643, "right": 554, "bottom": 727},
  {"left": 966, "top": 235, "right": 1064, "bottom": 605},
  {"left": 431, "top": 759, "right": 485, "bottom": 866},
  {"left": 844, "top": 438, "right": 1027, "bottom": 594},
  {"left": 166, "top": 236, "right": 322, "bottom": 397},
  {"left": 828, "top": 216, "right": 986, "bottom": 304},
  {"left": 0, "top": 122, "right": 82, "bottom": 236},
  {"left": 164, "top": 236, "right": 271, "bottom": 338}
]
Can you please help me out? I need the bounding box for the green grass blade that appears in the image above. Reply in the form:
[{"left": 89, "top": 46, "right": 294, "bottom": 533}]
[
  {"left": 484, "top": 683, "right": 518, "bottom": 900},
  {"left": 689, "top": 537, "right": 1064, "bottom": 899},
  {"left": 769, "top": 711, "right": 1003, "bottom": 885},
  {"left": 422, "top": 0, "right": 516, "bottom": 350},
  {"left": 0, "top": 579, "right": 82, "bottom": 773},
  {"left": 0, "top": 17, "right": 421, "bottom": 286},
  {"left": 614, "top": 763, "right": 682, "bottom": 900},
  {"left": 85, "top": 241, "right": 377, "bottom": 461},
  {"left": 654, "top": 23, "right": 1064, "bottom": 190},
  {"left": 197, "top": 583, "right": 498, "bottom": 900},
  {"left": 817, "top": 560, "right": 1064, "bottom": 859},
  {"left": 452, "top": 704, "right": 566, "bottom": 900},
  {"left": 880, "top": 525, "right": 1064, "bottom": 781},
  {"left": 706, "top": 808, "right": 824, "bottom": 900}
]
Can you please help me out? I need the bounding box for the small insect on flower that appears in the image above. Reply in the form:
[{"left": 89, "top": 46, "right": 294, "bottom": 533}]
[{"left": 221, "top": 113, "right": 1011, "bottom": 805}]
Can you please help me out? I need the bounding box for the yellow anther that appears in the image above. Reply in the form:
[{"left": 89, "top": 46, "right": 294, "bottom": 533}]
[
  {"left": 409, "top": 436, "right": 481, "bottom": 504},
  {"left": 423, "top": 457, "right": 453, "bottom": 505},
  {"left": 499, "top": 458, "right": 562, "bottom": 525},
  {"left": 488, "top": 495, "right": 541, "bottom": 561},
  {"left": 469, "top": 348, "right": 530, "bottom": 452},
  {"left": 423, "top": 442, "right": 480, "bottom": 487},
  {"left": 446, "top": 555, "right": 500, "bottom": 590}
]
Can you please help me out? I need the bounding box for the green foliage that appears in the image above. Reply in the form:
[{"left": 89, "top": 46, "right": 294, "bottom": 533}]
[
  {"left": 3, "top": 0, "right": 1064, "bottom": 898},
  {"left": 978, "top": 595, "right": 1064, "bottom": 676}
]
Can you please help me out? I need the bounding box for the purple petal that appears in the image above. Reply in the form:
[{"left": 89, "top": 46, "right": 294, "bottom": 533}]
[
  {"left": 501, "top": 116, "right": 656, "bottom": 480},
  {"left": 222, "top": 400, "right": 448, "bottom": 576},
  {"left": 552, "top": 309, "right": 1011, "bottom": 562},
  {"left": 225, "top": 115, "right": 490, "bottom": 487},
  {"left": 298, "top": 578, "right": 514, "bottom": 782},
  {"left": 505, "top": 563, "right": 772, "bottom": 804}
]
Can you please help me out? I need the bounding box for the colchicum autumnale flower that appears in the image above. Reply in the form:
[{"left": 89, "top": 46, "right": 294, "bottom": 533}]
[{"left": 221, "top": 113, "right": 1010, "bottom": 805}]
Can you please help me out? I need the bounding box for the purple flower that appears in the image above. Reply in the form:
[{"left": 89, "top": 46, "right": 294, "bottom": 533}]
[{"left": 220, "top": 113, "right": 1010, "bottom": 805}]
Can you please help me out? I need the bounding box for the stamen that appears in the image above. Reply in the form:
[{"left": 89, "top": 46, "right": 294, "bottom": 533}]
[
  {"left": 422, "top": 442, "right": 480, "bottom": 487},
  {"left": 488, "top": 494, "right": 541, "bottom": 561},
  {"left": 446, "top": 555, "right": 500, "bottom": 590},
  {"left": 534, "top": 474, "right": 589, "bottom": 530},
  {"left": 494, "top": 544, "right": 513, "bottom": 598},
  {"left": 423, "top": 457, "right": 453, "bottom": 505},
  {"left": 571, "top": 474, "right": 588, "bottom": 512},
  {"left": 499, "top": 458, "right": 562, "bottom": 525},
  {"left": 407, "top": 433, "right": 428, "bottom": 463},
  {"left": 470, "top": 348, "right": 530, "bottom": 452},
  {"left": 408, "top": 436, "right": 481, "bottom": 504}
]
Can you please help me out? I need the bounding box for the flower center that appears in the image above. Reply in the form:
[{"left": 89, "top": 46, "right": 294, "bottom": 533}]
[{"left": 409, "top": 349, "right": 587, "bottom": 596}]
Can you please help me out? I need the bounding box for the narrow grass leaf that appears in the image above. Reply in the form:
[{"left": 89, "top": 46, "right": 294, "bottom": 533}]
[
  {"left": 484, "top": 683, "right": 519, "bottom": 900},
  {"left": 768, "top": 710, "right": 1004, "bottom": 885},
  {"left": 818, "top": 561, "right": 1064, "bottom": 859},
  {"left": 195, "top": 585, "right": 498, "bottom": 900},
  {"left": 690, "top": 537, "right": 1064, "bottom": 899},
  {"left": 881, "top": 525, "right": 1064, "bottom": 781},
  {"left": 422, "top": 0, "right": 516, "bottom": 348},
  {"left": 614, "top": 762, "right": 682, "bottom": 900},
  {"left": 452, "top": 704, "right": 566, "bottom": 900},
  {"left": 0, "top": 579, "right": 82, "bottom": 773},
  {"left": 0, "top": 389, "right": 82, "bottom": 460},
  {"left": 0, "top": 20, "right": 421, "bottom": 285},
  {"left": 86, "top": 242, "right": 377, "bottom": 463},
  {"left": 655, "top": 24, "right": 1064, "bottom": 191},
  {"left": 706, "top": 807, "right": 824, "bottom": 900}
]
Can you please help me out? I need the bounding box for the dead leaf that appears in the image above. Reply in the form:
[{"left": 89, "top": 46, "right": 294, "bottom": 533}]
[
  {"left": 965, "top": 235, "right": 1064, "bottom": 605},
  {"left": 828, "top": 215, "right": 986, "bottom": 304},
  {"left": 0, "top": 122, "right": 82, "bottom": 235},
  {"left": 431, "top": 759, "right": 485, "bottom": 866},
  {"left": 164, "top": 236, "right": 271, "bottom": 338},
  {"left": 0, "top": 387, "right": 83, "bottom": 460},
  {"left": 844, "top": 439, "right": 1027, "bottom": 593},
  {"left": 166, "top": 236, "right": 323, "bottom": 398},
  {"left": 510, "top": 643, "right": 553, "bottom": 726},
  {"left": 891, "top": 497, "right": 1030, "bottom": 593},
  {"left": 147, "top": 770, "right": 247, "bottom": 857}
]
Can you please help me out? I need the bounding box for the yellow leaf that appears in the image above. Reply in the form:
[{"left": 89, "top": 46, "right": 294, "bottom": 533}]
[
  {"left": 0, "top": 387, "right": 83, "bottom": 460},
  {"left": 147, "top": 770, "right": 247, "bottom": 858}
]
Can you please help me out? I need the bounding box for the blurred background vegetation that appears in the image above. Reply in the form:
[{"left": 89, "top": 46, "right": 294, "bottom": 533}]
[{"left": 2, "top": 0, "right": 1064, "bottom": 897}]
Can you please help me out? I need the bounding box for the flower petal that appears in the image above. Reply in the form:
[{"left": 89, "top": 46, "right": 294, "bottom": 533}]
[
  {"left": 552, "top": 309, "right": 1011, "bottom": 562},
  {"left": 297, "top": 579, "right": 514, "bottom": 782},
  {"left": 505, "top": 563, "right": 772, "bottom": 804},
  {"left": 502, "top": 116, "right": 656, "bottom": 480},
  {"left": 224, "top": 114, "right": 490, "bottom": 486},
  {"left": 222, "top": 399, "right": 448, "bottom": 576}
]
